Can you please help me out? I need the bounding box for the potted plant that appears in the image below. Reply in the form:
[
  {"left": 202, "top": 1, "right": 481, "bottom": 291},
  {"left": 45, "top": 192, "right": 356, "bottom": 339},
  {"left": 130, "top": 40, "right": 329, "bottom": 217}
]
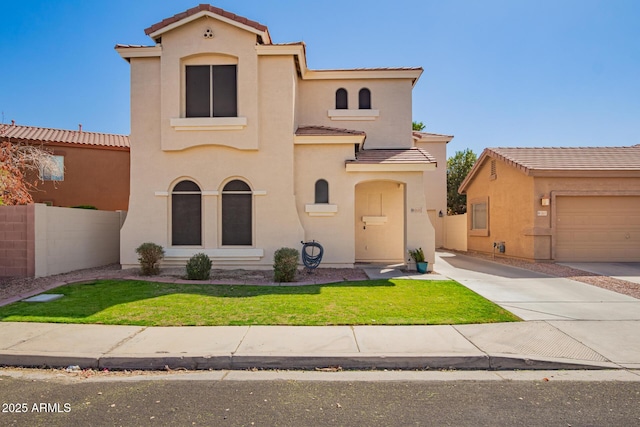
[{"left": 408, "top": 247, "right": 428, "bottom": 274}]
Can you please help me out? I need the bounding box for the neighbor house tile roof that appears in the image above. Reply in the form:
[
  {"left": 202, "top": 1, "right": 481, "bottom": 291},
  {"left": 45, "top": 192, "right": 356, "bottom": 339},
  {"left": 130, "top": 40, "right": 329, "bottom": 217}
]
[
  {"left": 296, "top": 126, "right": 366, "bottom": 137},
  {"left": 488, "top": 146, "right": 640, "bottom": 172},
  {"left": 459, "top": 146, "right": 640, "bottom": 193},
  {"left": 144, "top": 4, "right": 268, "bottom": 36},
  {"left": 348, "top": 147, "right": 437, "bottom": 164},
  {"left": 0, "top": 124, "right": 130, "bottom": 149}
]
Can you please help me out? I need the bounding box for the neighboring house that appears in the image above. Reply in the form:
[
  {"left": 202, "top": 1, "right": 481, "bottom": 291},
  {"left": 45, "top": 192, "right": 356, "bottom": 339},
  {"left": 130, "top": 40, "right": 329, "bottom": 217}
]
[
  {"left": 0, "top": 123, "right": 130, "bottom": 211},
  {"left": 459, "top": 146, "right": 640, "bottom": 262},
  {"left": 115, "top": 4, "right": 451, "bottom": 269}
]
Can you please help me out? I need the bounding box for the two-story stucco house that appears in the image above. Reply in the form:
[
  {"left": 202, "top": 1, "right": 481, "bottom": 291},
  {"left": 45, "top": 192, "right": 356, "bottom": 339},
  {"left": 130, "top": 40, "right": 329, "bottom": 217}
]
[{"left": 116, "top": 4, "right": 450, "bottom": 270}]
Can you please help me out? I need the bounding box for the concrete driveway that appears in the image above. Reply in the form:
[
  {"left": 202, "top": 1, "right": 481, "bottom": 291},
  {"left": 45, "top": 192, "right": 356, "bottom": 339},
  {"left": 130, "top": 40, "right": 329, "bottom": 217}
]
[
  {"left": 560, "top": 262, "right": 640, "bottom": 285},
  {"left": 434, "top": 251, "right": 640, "bottom": 321}
]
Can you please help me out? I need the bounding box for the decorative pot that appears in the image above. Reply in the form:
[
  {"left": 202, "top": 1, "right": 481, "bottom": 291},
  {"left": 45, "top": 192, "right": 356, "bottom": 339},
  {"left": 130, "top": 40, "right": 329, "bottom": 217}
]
[{"left": 416, "top": 262, "right": 428, "bottom": 274}]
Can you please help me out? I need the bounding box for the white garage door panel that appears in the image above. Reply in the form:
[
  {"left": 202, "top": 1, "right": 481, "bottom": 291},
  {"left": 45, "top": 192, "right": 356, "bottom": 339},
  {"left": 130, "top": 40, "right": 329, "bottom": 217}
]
[{"left": 556, "top": 196, "right": 640, "bottom": 262}]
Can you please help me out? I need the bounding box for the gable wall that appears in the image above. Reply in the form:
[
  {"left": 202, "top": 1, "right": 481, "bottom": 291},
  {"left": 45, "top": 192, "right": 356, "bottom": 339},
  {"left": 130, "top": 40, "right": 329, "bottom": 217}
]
[
  {"left": 298, "top": 79, "right": 413, "bottom": 149},
  {"left": 465, "top": 156, "right": 536, "bottom": 259}
]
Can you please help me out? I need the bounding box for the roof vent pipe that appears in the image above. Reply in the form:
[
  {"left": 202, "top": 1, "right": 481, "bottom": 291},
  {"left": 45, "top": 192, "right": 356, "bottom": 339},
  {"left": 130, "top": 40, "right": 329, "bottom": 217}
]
[{"left": 79, "top": 124, "right": 83, "bottom": 132}]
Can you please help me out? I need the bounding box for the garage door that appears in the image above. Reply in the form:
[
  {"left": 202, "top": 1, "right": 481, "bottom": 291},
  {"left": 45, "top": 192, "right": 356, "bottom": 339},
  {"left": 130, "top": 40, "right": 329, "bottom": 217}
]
[{"left": 556, "top": 196, "right": 640, "bottom": 262}]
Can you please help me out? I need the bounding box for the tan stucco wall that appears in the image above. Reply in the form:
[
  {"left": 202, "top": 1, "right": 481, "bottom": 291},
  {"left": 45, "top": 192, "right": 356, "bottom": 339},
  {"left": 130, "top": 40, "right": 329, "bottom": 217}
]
[
  {"left": 27, "top": 145, "right": 129, "bottom": 211},
  {"left": 0, "top": 204, "right": 121, "bottom": 278},
  {"left": 416, "top": 140, "right": 447, "bottom": 247},
  {"left": 443, "top": 213, "right": 467, "bottom": 251},
  {"left": 465, "top": 157, "right": 535, "bottom": 259},
  {"left": 466, "top": 156, "right": 640, "bottom": 261},
  {"left": 120, "top": 15, "right": 436, "bottom": 270},
  {"left": 298, "top": 79, "right": 413, "bottom": 149},
  {"left": 159, "top": 19, "right": 260, "bottom": 151}
]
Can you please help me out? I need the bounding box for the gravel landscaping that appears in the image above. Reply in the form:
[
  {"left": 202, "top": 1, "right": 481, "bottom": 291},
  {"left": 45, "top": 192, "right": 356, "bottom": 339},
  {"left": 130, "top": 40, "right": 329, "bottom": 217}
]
[{"left": 1, "top": 252, "right": 638, "bottom": 305}]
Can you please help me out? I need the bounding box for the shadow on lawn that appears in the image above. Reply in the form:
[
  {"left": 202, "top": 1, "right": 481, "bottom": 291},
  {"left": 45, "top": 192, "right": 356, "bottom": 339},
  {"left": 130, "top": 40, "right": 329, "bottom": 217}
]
[{"left": 0, "top": 279, "right": 397, "bottom": 321}]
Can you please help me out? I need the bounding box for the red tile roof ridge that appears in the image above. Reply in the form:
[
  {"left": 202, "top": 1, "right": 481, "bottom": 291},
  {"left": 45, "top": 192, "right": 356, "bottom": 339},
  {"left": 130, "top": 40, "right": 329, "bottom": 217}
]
[
  {"left": 313, "top": 66, "right": 423, "bottom": 72},
  {"left": 0, "top": 123, "right": 130, "bottom": 149},
  {"left": 412, "top": 131, "right": 454, "bottom": 138},
  {"left": 296, "top": 125, "right": 366, "bottom": 136},
  {"left": 144, "top": 4, "right": 268, "bottom": 36},
  {"left": 486, "top": 146, "right": 640, "bottom": 171},
  {"left": 350, "top": 147, "right": 437, "bottom": 164},
  {"left": 114, "top": 43, "right": 156, "bottom": 49}
]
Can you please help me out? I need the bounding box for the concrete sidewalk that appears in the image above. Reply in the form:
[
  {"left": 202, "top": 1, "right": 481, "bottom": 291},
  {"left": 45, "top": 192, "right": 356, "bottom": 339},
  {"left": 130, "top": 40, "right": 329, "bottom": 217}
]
[
  {"left": 0, "top": 321, "right": 632, "bottom": 371},
  {"left": 0, "top": 252, "right": 639, "bottom": 372}
]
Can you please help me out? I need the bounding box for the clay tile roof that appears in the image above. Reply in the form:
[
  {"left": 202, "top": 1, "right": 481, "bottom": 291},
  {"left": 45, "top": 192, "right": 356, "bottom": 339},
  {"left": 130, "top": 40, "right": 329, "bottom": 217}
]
[
  {"left": 412, "top": 131, "right": 454, "bottom": 139},
  {"left": 114, "top": 43, "right": 156, "bottom": 49},
  {"left": 144, "top": 4, "right": 268, "bottom": 36},
  {"left": 488, "top": 146, "right": 640, "bottom": 171},
  {"left": 296, "top": 125, "right": 366, "bottom": 137},
  {"left": 0, "top": 123, "right": 130, "bottom": 149},
  {"left": 349, "top": 147, "right": 437, "bottom": 164}
]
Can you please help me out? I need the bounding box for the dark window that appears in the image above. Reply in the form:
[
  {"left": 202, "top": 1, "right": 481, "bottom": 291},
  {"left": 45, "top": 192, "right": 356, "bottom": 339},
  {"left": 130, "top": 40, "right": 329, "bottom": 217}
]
[
  {"left": 358, "top": 88, "right": 371, "bottom": 109},
  {"left": 186, "top": 65, "right": 237, "bottom": 118},
  {"left": 172, "top": 180, "right": 202, "bottom": 246},
  {"left": 335, "top": 88, "right": 348, "bottom": 109},
  {"left": 315, "top": 179, "right": 329, "bottom": 204},
  {"left": 222, "top": 180, "right": 252, "bottom": 246}
]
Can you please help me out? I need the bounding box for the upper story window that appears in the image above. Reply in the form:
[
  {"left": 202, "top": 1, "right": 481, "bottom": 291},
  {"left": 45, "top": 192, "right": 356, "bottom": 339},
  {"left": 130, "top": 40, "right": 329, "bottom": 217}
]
[
  {"left": 314, "top": 179, "right": 329, "bottom": 204},
  {"left": 335, "top": 88, "right": 348, "bottom": 109},
  {"left": 186, "top": 65, "right": 237, "bottom": 118},
  {"left": 40, "top": 155, "right": 64, "bottom": 181},
  {"left": 358, "top": 88, "right": 371, "bottom": 109}
]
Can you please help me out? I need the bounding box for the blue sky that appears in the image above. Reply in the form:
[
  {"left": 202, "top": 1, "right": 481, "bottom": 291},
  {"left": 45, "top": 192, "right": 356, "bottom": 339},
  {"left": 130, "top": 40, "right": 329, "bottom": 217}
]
[{"left": 1, "top": 0, "right": 639, "bottom": 156}]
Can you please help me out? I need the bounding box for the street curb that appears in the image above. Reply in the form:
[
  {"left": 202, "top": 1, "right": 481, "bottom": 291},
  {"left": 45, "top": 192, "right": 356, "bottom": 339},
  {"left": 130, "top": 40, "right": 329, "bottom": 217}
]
[{"left": 0, "top": 352, "right": 619, "bottom": 372}]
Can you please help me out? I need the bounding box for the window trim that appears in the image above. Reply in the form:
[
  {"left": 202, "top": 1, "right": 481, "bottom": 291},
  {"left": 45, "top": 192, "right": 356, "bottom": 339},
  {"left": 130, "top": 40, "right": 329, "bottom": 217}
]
[{"left": 469, "top": 196, "right": 490, "bottom": 237}]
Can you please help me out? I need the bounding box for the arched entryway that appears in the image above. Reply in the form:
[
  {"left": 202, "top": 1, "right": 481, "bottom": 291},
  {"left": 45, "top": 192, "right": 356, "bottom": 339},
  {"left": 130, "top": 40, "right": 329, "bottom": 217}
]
[{"left": 354, "top": 180, "right": 405, "bottom": 263}]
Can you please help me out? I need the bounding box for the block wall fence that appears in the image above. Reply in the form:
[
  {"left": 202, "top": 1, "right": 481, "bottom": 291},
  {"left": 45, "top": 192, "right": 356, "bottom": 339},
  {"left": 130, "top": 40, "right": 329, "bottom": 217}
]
[
  {"left": 443, "top": 213, "right": 468, "bottom": 252},
  {"left": 0, "top": 204, "right": 124, "bottom": 278}
]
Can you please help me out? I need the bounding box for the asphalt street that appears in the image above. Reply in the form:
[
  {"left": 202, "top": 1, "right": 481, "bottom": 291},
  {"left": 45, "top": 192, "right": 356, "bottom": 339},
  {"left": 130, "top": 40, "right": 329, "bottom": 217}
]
[{"left": 1, "top": 370, "right": 639, "bottom": 426}]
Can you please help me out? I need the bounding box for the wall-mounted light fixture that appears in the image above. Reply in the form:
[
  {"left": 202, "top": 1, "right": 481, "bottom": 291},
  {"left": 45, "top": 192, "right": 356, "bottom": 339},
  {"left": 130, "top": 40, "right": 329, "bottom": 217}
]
[
  {"left": 438, "top": 210, "right": 444, "bottom": 217},
  {"left": 541, "top": 197, "right": 550, "bottom": 206}
]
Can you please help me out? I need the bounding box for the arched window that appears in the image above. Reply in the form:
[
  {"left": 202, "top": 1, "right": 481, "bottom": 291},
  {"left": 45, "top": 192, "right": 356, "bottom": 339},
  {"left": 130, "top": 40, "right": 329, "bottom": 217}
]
[
  {"left": 172, "top": 180, "right": 202, "bottom": 246},
  {"left": 335, "top": 88, "right": 348, "bottom": 109},
  {"left": 315, "top": 179, "right": 329, "bottom": 204},
  {"left": 222, "top": 179, "right": 252, "bottom": 246},
  {"left": 358, "top": 88, "right": 371, "bottom": 109}
]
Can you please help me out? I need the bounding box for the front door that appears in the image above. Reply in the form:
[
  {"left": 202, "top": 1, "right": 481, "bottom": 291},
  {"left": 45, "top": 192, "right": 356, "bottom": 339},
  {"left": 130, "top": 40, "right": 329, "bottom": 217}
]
[{"left": 354, "top": 181, "right": 404, "bottom": 263}]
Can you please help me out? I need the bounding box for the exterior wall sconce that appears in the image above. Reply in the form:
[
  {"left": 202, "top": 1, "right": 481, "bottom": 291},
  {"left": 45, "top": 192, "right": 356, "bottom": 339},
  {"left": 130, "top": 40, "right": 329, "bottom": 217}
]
[
  {"left": 438, "top": 210, "right": 443, "bottom": 217},
  {"left": 541, "top": 197, "right": 550, "bottom": 206}
]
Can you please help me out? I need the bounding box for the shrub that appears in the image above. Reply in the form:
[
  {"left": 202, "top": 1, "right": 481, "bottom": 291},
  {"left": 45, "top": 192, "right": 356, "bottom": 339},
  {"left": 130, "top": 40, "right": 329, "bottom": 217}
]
[
  {"left": 186, "top": 253, "right": 212, "bottom": 280},
  {"left": 135, "top": 242, "right": 165, "bottom": 276},
  {"left": 408, "top": 247, "right": 425, "bottom": 263},
  {"left": 71, "top": 205, "right": 97, "bottom": 209},
  {"left": 273, "top": 247, "right": 299, "bottom": 283}
]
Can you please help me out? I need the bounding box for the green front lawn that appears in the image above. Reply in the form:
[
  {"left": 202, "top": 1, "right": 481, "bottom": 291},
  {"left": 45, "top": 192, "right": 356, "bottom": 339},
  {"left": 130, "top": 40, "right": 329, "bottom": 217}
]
[{"left": 0, "top": 279, "right": 520, "bottom": 326}]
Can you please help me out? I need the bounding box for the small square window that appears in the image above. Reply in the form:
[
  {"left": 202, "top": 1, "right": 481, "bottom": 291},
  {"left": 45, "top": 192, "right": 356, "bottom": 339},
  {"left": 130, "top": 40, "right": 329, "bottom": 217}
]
[{"left": 40, "top": 156, "right": 64, "bottom": 181}]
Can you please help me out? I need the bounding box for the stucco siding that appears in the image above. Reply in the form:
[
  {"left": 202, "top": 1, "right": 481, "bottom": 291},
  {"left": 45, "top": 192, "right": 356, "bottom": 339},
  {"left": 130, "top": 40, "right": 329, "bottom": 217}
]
[
  {"left": 466, "top": 157, "right": 535, "bottom": 259},
  {"left": 298, "top": 79, "right": 413, "bottom": 149}
]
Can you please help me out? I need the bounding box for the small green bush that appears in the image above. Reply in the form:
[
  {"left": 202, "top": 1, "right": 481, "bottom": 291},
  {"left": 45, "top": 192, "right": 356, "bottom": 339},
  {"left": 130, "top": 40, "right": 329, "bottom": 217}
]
[
  {"left": 135, "top": 242, "right": 165, "bottom": 276},
  {"left": 71, "top": 205, "right": 98, "bottom": 210},
  {"left": 273, "top": 247, "right": 300, "bottom": 283},
  {"left": 186, "top": 253, "right": 212, "bottom": 280}
]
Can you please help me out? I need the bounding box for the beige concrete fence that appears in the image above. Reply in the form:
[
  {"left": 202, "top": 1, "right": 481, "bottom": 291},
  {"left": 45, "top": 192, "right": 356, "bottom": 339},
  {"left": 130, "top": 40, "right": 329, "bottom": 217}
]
[
  {"left": 443, "top": 213, "right": 467, "bottom": 252},
  {"left": 0, "top": 204, "right": 124, "bottom": 278}
]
